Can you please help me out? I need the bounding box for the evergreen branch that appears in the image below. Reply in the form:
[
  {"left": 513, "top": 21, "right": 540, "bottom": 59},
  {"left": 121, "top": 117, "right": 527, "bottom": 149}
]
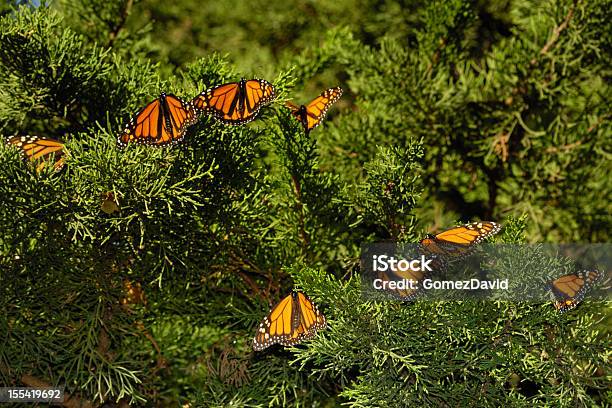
[
  {"left": 492, "top": 319, "right": 513, "bottom": 346},
  {"left": 21, "top": 375, "right": 95, "bottom": 408},
  {"left": 0, "top": 361, "right": 10, "bottom": 385},
  {"left": 227, "top": 250, "right": 267, "bottom": 279},
  {"left": 291, "top": 174, "right": 311, "bottom": 250},
  {"left": 96, "top": 326, "right": 111, "bottom": 359},
  {"left": 530, "top": 0, "right": 577, "bottom": 66},
  {"left": 387, "top": 212, "right": 398, "bottom": 240},
  {"left": 510, "top": 0, "right": 579, "bottom": 99},
  {"left": 237, "top": 271, "right": 263, "bottom": 298},
  {"left": 426, "top": 37, "right": 447, "bottom": 74},
  {"left": 107, "top": 0, "right": 133, "bottom": 49},
  {"left": 545, "top": 141, "right": 581, "bottom": 153},
  {"left": 218, "top": 251, "right": 275, "bottom": 298},
  {"left": 483, "top": 168, "right": 499, "bottom": 220},
  {"left": 446, "top": 132, "right": 496, "bottom": 219},
  {"left": 587, "top": 114, "right": 609, "bottom": 133},
  {"left": 134, "top": 322, "right": 167, "bottom": 374}
]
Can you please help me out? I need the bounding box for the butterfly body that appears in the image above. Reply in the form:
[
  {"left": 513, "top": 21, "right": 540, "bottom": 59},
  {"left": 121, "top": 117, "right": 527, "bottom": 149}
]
[
  {"left": 419, "top": 221, "right": 501, "bottom": 262},
  {"left": 286, "top": 87, "right": 342, "bottom": 134},
  {"left": 253, "top": 291, "right": 326, "bottom": 351},
  {"left": 292, "top": 104, "right": 310, "bottom": 131},
  {"left": 374, "top": 221, "right": 501, "bottom": 303},
  {"left": 6, "top": 135, "right": 66, "bottom": 172},
  {"left": 551, "top": 270, "right": 602, "bottom": 313},
  {"left": 193, "top": 78, "right": 275, "bottom": 125},
  {"left": 117, "top": 92, "right": 197, "bottom": 147}
]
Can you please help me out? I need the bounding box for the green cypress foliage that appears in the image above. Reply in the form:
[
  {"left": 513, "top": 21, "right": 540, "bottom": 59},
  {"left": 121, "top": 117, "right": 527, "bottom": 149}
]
[{"left": 0, "top": 1, "right": 609, "bottom": 406}]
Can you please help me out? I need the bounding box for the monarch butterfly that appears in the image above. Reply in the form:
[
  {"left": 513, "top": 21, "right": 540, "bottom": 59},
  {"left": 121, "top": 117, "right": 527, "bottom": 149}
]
[
  {"left": 253, "top": 291, "right": 326, "bottom": 351},
  {"left": 551, "top": 270, "right": 603, "bottom": 313},
  {"left": 5, "top": 135, "right": 66, "bottom": 172},
  {"left": 117, "top": 93, "right": 198, "bottom": 147},
  {"left": 192, "top": 78, "right": 275, "bottom": 125},
  {"left": 419, "top": 221, "right": 501, "bottom": 262},
  {"left": 285, "top": 87, "right": 343, "bottom": 134}
]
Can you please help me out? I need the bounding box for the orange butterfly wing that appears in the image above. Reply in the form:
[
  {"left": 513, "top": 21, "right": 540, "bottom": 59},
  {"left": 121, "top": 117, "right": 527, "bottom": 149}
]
[
  {"left": 6, "top": 135, "right": 66, "bottom": 172},
  {"left": 193, "top": 82, "right": 240, "bottom": 116},
  {"left": 419, "top": 221, "right": 501, "bottom": 262},
  {"left": 253, "top": 291, "right": 326, "bottom": 351},
  {"left": 193, "top": 79, "right": 275, "bottom": 125},
  {"left": 378, "top": 268, "right": 426, "bottom": 301},
  {"left": 166, "top": 94, "right": 198, "bottom": 137},
  {"left": 290, "top": 292, "right": 327, "bottom": 341},
  {"left": 245, "top": 79, "right": 275, "bottom": 114},
  {"left": 286, "top": 87, "right": 342, "bottom": 133},
  {"left": 551, "top": 270, "right": 602, "bottom": 313},
  {"left": 117, "top": 93, "right": 197, "bottom": 147}
]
